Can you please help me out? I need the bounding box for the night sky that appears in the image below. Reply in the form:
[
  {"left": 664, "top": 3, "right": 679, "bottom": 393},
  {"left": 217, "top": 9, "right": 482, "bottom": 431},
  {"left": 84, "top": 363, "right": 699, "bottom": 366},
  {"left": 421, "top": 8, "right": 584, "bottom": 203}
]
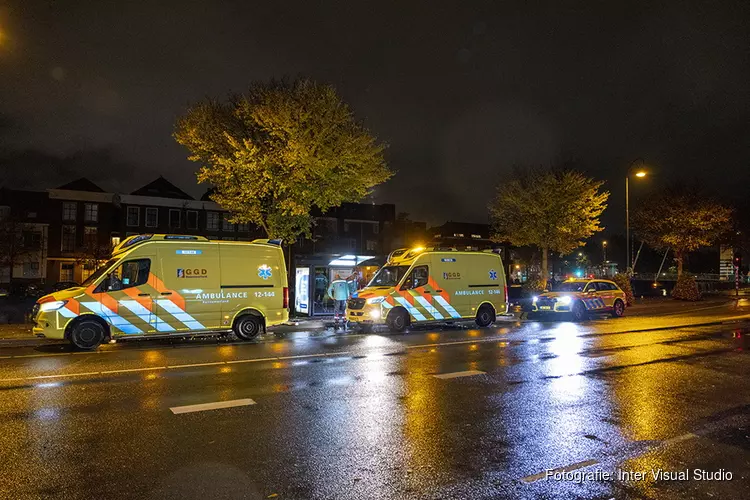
[{"left": 2, "top": 1, "right": 749, "bottom": 230}]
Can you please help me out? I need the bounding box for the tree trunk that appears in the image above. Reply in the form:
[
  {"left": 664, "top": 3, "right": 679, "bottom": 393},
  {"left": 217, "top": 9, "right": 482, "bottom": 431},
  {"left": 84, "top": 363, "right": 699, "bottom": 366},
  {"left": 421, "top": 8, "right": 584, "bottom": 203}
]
[
  {"left": 676, "top": 250, "right": 684, "bottom": 277},
  {"left": 541, "top": 246, "right": 549, "bottom": 287}
]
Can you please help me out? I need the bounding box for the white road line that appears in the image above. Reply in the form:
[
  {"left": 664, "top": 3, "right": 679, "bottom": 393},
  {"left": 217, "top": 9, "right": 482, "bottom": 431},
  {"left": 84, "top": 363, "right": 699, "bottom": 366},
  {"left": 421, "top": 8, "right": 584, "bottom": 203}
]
[
  {"left": 226, "top": 357, "right": 277, "bottom": 364},
  {"left": 433, "top": 370, "right": 486, "bottom": 379},
  {"left": 167, "top": 361, "right": 225, "bottom": 369},
  {"left": 407, "top": 336, "right": 508, "bottom": 349},
  {"left": 170, "top": 398, "right": 256, "bottom": 414},
  {"left": 100, "top": 366, "right": 167, "bottom": 374},
  {"left": 521, "top": 459, "right": 599, "bottom": 483},
  {"left": 28, "top": 371, "right": 100, "bottom": 379}
]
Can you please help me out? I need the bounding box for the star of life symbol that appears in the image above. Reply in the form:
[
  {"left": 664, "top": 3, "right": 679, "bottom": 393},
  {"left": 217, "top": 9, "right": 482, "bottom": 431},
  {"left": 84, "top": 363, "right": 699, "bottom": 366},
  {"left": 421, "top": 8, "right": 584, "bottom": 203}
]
[
  {"left": 489, "top": 269, "right": 498, "bottom": 280},
  {"left": 258, "top": 264, "right": 273, "bottom": 280}
]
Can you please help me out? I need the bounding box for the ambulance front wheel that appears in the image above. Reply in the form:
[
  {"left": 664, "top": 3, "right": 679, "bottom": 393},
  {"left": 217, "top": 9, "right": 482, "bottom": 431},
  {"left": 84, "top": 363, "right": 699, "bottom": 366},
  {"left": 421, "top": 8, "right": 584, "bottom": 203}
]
[
  {"left": 387, "top": 309, "right": 409, "bottom": 333},
  {"left": 475, "top": 304, "right": 495, "bottom": 328},
  {"left": 69, "top": 318, "right": 106, "bottom": 350},
  {"left": 234, "top": 314, "right": 262, "bottom": 340}
]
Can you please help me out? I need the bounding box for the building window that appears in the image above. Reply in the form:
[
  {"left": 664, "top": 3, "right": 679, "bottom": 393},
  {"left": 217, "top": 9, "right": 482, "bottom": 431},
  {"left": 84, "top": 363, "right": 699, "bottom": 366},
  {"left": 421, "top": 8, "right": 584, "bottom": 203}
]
[
  {"left": 169, "top": 209, "right": 181, "bottom": 228},
  {"left": 84, "top": 203, "right": 98, "bottom": 222},
  {"left": 81, "top": 263, "right": 96, "bottom": 282},
  {"left": 23, "top": 262, "right": 40, "bottom": 276},
  {"left": 373, "top": 224, "right": 379, "bottom": 234},
  {"left": 145, "top": 208, "right": 158, "bottom": 228},
  {"left": 23, "top": 231, "right": 42, "bottom": 249},
  {"left": 26, "top": 211, "right": 37, "bottom": 219},
  {"left": 366, "top": 240, "right": 377, "bottom": 251},
  {"left": 126, "top": 206, "right": 140, "bottom": 227},
  {"left": 471, "top": 234, "right": 482, "bottom": 239},
  {"left": 111, "top": 235, "right": 121, "bottom": 247},
  {"left": 325, "top": 219, "right": 337, "bottom": 233},
  {"left": 346, "top": 238, "right": 357, "bottom": 250},
  {"left": 222, "top": 214, "right": 235, "bottom": 232},
  {"left": 453, "top": 233, "right": 464, "bottom": 238},
  {"left": 62, "top": 202, "right": 76, "bottom": 221},
  {"left": 60, "top": 263, "right": 74, "bottom": 282},
  {"left": 344, "top": 222, "right": 350, "bottom": 232},
  {"left": 237, "top": 222, "right": 249, "bottom": 232},
  {"left": 62, "top": 225, "right": 76, "bottom": 252},
  {"left": 186, "top": 210, "right": 198, "bottom": 229},
  {"left": 206, "top": 212, "right": 219, "bottom": 231},
  {"left": 84, "top": 226, "right": 97, "bottom": 246},
  {"left": 433, "top": 234, "right": 441, "bottom": 239}
]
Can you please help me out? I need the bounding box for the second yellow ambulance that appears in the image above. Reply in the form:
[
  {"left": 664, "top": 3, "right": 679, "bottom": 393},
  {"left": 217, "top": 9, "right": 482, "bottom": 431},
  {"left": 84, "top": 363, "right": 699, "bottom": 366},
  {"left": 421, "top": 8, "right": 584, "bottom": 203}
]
[{"left": 347, "top": 247, "right": 508, "bottom": 331}]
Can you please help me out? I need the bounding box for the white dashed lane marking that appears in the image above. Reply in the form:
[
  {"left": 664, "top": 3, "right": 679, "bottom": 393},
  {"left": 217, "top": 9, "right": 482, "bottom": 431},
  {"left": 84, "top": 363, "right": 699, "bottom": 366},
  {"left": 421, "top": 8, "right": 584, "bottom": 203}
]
[{"left": 170, "top": 398, "right": 256, "bottom": 414}]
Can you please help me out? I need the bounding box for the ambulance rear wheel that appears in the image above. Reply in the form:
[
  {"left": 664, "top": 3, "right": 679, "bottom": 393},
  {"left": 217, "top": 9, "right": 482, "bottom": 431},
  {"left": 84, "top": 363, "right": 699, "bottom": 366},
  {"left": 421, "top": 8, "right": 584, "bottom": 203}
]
[
  {"left": 69, "top": 318, "right": 106, "bottom": 350},
  {"left": 234, "top": 315, "right": 262, "bottom": 340},
  {"left": 571, "top": 301, "right": 587, "bottom": 322},
  {"left": 387, "top": 309, "right": 409, "bottom": 333},
  {"left": 475, "top": 304, "right": 495, "bottom": 328}
]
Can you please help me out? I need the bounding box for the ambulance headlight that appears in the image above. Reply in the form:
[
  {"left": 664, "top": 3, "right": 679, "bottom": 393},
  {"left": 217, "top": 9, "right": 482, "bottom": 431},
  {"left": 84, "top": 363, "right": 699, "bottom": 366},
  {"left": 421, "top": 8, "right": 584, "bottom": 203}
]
[
  {"left": 367, "top": 297, "right": 385, "bottom": 304},
  {"left": 558, "top": 296, "right": 572, "bottom": 305},
  {"left": 532, "top": 296, "right": 538, "bottom": 303},
  {"left": 40, "top": 300, "right": 68, "bottom": 312},
  {"left": 370, "top": 309, "right": 381, "bottom": 319}
]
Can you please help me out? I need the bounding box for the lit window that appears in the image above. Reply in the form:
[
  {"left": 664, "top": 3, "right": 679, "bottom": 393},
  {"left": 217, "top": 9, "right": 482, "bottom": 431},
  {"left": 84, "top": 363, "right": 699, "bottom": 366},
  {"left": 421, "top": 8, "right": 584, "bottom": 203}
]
[
  {"left": 471, "top": 234, "right": 482, "bottom": 239},
  {"left": 145, "top": 208, "right": 158, "bottom": 228},
  {"left": 454, "top": 233, "right": 464, "bottom": 238},
  {"left": 111, "top": 235, "right": 121, "bottom": 247},
  {"left": 433, "top": 234, "right": 441, "bottom": 239},
  {"left": 169, "top": 209, "right": 181, "bottom": 228},
  {"left": 126, "top": 207, "right": 140, "bottom": 227},
  {"left": 60, "top": 263, "right": 74, "bottom": 282},
  {"left": 186, "top": 211, "right": 198, "bottom": 229},
  {"left": 62, "top": 202, "right": 76, "bottom": 221},
  {"left": 206, "top": 212, "right": 219, "bottom": 231},
  {"left": 84, "top": 203, "right": 98, "bottom": 222}
]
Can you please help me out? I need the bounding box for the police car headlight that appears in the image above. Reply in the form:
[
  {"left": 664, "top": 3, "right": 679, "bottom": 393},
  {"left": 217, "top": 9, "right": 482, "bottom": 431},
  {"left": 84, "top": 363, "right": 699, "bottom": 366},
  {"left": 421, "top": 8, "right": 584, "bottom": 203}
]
[
  {"left": 40, "top": 300, "right": 68, "bottom": 312},
  {"left": 532, "top": 296, "right": 538, "bottom": 303},
  {"left": 367, "top": 297, "right": 385, "bottom": 304},
  {"left": 559, "top": 296, "right": 572, "bottom": 305}
]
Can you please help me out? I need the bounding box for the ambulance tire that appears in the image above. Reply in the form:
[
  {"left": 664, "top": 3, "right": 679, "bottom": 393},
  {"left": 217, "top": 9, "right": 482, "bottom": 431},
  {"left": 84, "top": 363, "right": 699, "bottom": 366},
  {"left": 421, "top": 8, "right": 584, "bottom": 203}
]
[
  {"left": 387, "top": 309, "right": 409, "bottom": 333},
  {"left": 234, "top": 314, "right": 262, "bottom": 340},
  {"left": 69, "top": 318, "right": 106, "bottom": 350},
  {"left": 475, "top": 304, "right": 495, "bottom": 328},
  {"left": 571, "top": 301, "right": 588, "bottom": 322},
  {"left": 611, "top": 299, "right": 625, "bottom": 318}
]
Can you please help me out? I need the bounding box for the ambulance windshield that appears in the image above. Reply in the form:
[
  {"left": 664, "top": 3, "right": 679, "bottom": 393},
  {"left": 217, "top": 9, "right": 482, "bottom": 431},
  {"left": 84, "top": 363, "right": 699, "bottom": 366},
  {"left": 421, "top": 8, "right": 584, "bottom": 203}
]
[
  {"left": 81, "top": 258, "right": 119, "bottom": 287},
  {"left": 368, "top": 265, "right": 409, "bottom": 287}
]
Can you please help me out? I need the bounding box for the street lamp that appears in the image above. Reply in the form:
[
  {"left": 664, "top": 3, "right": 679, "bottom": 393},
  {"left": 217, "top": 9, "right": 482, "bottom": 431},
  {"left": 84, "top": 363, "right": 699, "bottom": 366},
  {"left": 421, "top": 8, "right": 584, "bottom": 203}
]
[
  {"left": 626, "top": 160, "right": 648, "bottom": 273},
  {"left": 602, "top": 240, "right": 607, "bottom": 263}
]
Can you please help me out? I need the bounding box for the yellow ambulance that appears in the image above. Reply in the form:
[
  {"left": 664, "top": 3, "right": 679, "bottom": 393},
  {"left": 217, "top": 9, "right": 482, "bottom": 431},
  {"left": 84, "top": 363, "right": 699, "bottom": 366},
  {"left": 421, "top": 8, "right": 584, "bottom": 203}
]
[
  {"left": 347, "top": 247, "right": 508, "bottom": 332},
  {"left": 32, "top": 234, "right": 289, "bottom": 349}
]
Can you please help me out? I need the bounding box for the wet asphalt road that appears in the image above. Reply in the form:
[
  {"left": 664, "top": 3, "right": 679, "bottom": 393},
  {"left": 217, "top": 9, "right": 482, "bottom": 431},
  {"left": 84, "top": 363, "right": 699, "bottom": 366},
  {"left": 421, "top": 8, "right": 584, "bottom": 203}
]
[{"left": 1, "top": 303, "right": 750, "bottom": 499}]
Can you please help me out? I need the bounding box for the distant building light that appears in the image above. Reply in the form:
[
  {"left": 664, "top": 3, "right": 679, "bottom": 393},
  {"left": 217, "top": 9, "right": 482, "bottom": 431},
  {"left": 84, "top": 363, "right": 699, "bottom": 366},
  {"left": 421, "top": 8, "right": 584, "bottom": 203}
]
[
  {"left": 471, "top": 234, "right": 482, "bottom": 239},
  {"left": 433, "top": 234, "right": 441, "bottom": 239},
  {"left": 454, "top": 233, "right": 464, "bottom": 237}
]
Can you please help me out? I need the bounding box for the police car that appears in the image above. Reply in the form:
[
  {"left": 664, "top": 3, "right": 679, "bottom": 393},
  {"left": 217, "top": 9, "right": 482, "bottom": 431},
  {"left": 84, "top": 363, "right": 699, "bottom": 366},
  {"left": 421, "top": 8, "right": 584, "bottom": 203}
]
[{"left": 530, "top": 278, "right": 627, "bottom": 321}]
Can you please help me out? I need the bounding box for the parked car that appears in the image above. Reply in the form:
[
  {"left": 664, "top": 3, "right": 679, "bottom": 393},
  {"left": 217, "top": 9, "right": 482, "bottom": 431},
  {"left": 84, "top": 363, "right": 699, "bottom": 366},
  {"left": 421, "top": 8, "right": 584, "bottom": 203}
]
[{"left": 51, "top": 281, "right": 80, "bottom": 293}]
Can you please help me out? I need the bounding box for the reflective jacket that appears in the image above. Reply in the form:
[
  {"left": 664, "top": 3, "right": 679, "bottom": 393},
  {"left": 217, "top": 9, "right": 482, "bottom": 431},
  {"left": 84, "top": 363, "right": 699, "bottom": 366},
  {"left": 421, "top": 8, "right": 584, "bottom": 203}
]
[{"left": 327, "top": 280, "right": 350, "bottom": 301}]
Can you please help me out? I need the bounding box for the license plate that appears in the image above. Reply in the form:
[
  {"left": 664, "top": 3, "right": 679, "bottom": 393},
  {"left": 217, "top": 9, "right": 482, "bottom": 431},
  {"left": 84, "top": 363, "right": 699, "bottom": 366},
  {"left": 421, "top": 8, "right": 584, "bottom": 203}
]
[{"left": 540, "top": 306, "right": 551, "bottom": 310}]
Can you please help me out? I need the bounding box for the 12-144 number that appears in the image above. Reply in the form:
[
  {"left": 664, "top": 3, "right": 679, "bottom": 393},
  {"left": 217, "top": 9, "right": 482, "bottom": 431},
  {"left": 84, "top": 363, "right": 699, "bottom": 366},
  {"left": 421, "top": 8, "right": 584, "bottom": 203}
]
[{"left": 254, "top": 291, "right": 275, "bottom": 298}]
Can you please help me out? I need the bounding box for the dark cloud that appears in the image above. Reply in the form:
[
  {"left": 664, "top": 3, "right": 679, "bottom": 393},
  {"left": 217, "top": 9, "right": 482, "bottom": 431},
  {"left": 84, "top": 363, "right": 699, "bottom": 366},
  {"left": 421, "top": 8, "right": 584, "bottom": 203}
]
[{"left": 1, "top": 0, "right": 749, "bottom": 227}]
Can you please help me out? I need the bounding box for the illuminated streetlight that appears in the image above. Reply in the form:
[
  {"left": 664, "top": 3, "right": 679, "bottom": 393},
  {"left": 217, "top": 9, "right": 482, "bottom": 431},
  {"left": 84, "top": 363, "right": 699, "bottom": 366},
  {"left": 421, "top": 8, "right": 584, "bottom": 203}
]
[
  {"left": 602, "top": 240, "right": 607, "bottom": 263},
  {"left": 626, "top": 160, "right": 649, "bottom": 272}
]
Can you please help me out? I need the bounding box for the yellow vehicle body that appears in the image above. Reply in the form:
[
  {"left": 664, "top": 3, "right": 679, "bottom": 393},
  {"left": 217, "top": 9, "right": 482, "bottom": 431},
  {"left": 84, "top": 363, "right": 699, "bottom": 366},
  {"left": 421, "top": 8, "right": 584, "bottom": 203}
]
[
  {"left": 531, "top": 278, "right": 627, "bottom": 317},
  {"left": 32, "top": 235, "right": 289, "bottom": 345},
  {"left": 347, "top": 247, "right": 508, "bottom": 330}
]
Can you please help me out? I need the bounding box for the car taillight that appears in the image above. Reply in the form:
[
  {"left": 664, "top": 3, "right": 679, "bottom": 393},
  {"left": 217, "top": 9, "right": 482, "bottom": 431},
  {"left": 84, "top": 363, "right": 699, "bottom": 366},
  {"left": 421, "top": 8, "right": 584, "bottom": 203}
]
[
  {"left": 504, "top": 285, "right": 508, "bottom": 304},
  {"left": 283, "top": 287, "right": 289, "bottom": 309}
]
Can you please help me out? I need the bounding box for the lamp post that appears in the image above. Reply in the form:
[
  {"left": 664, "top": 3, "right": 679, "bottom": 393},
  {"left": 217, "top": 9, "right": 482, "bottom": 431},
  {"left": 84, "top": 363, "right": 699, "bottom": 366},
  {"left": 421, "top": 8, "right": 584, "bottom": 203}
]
[
  {"left": 602, "top": 240, "right": 607, "bottom": 263},
  {"left": 626, "top": 160, "right": 647, "bottom": 273}
]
